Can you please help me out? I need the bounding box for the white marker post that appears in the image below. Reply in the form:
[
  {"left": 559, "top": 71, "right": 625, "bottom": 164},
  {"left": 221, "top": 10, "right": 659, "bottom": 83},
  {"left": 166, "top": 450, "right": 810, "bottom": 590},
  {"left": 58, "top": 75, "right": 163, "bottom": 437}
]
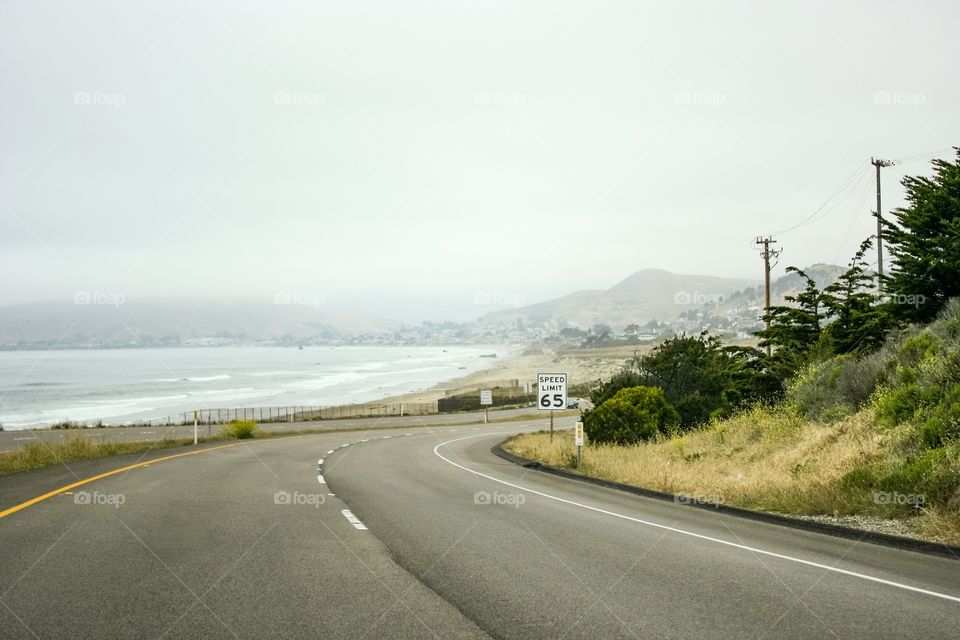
[
  {"left": 480, "top": 389, "right": 493, "bottom": 423},
  {"left": 537, "top": 372, "right": 567, "bottom": 442},
  {"left": 193, "top": 410, "right": 198, "bottom": 445},
  {"left": 574, "top": 420, "right": 584, "bottom": 469}
]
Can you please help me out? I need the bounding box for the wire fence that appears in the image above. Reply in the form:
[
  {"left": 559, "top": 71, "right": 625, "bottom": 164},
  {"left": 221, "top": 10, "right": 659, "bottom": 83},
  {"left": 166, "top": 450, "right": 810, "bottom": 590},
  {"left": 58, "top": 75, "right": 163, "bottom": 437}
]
[{"left": 129, "top": 401, "right": 439, "bottom": 427}]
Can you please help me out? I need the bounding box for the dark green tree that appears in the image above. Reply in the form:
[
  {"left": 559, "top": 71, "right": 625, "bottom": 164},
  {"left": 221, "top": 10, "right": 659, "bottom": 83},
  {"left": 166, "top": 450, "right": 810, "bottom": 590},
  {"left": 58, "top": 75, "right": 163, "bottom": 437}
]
[
  {"left": 596, "top": 332, "right": 781, "bottom": 428},
  {"left": 756, "top": 267, "right": 826, "bottom": 378},
  {"left": 882, "top": 148, "right": 960, "bottom": 323},
  {"left": 821, "top": 237, "right": 892, "bottom": 354}
]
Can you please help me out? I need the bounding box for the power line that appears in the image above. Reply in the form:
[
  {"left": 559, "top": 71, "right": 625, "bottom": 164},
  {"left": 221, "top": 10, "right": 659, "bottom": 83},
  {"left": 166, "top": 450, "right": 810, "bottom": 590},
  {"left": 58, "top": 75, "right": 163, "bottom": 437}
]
[
  {"left": 770, "top": 164, "right": 870, "bottom": 235},
  {"left": 890, "top": 147, "right": 955, "bottom": 165},
  {"left": 831, "top": 172, "right": 875, "bottom": 266}
]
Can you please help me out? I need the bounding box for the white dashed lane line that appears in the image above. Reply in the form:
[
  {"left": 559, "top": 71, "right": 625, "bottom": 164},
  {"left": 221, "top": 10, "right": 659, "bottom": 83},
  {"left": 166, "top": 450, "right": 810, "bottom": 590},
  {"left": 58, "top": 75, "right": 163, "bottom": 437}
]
[
  {"left": 341, "top": 509, "right": 367, "bottom": 531},
  {"left": 317, "top": 474, "right": 326, "bottom": 484}
]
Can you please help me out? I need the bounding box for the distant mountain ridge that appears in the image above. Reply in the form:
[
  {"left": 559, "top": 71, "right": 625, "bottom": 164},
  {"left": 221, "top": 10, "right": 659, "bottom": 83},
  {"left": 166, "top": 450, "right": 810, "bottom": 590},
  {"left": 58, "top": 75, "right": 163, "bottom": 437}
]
[
  {"left": 0, "top": 299, "right": 396, "bottom": 348},
  {"left": 0, "top": 265, "right": 846, "bottom": 347},
  {"left": 478, "top": 265, "right": 845, "bottom": 330}
]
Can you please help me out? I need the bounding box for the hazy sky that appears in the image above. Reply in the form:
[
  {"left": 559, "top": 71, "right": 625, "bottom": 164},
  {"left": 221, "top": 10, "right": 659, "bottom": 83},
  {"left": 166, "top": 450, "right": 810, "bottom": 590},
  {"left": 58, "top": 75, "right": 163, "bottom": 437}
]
[{"left": 2, "top": 1, "right": 957, "bottom": 321}]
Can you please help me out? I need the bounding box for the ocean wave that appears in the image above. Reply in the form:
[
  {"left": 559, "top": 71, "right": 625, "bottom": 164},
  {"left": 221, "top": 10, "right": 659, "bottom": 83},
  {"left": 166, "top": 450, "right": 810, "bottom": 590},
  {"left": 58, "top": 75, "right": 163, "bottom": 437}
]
[{"left": 151, "top": 374, "right": 232, "bottom": 383}]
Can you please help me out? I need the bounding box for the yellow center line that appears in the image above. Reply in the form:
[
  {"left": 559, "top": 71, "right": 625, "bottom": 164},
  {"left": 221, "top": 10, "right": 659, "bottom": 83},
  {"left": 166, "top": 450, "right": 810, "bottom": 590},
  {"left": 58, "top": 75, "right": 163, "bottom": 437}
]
[{"left": 1, "top": 441, "right": 257, "bottom": 520}]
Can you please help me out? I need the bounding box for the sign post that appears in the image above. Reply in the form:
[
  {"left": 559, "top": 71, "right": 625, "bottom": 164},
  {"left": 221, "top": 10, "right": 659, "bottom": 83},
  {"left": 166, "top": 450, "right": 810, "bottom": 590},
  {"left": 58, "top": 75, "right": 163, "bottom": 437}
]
[
  {"left": 574, "top": 420, "right": 584, "bottom": 469},
  {"left": 193, "top": 410, "right": 198, "bottom": 445},
  {"left": 537, "top": 372, "right": 567, "bottom": 442},
  {"left": 480, "top": 389, "right": 492, "bottom": 423}
]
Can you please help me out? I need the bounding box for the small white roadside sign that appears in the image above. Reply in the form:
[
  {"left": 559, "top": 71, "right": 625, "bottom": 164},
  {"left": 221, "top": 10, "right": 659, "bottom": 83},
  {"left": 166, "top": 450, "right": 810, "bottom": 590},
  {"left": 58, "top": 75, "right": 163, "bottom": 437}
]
[
  {"left": 574, "top": 421, "right": 584, "bottom": 446},
  {"left": 537, "top": 372, "right": 567, "bottom": 411},
  {"left": 480, "top": 390, "right": 493, "bottom": 406}
]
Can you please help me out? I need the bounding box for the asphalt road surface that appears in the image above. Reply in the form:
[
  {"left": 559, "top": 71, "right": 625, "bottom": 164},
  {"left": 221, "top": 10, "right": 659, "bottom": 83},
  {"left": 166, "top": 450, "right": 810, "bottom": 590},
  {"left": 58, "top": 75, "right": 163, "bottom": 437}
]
[{"left": 1, "top": 417, "right": 957, "bottom": 639}]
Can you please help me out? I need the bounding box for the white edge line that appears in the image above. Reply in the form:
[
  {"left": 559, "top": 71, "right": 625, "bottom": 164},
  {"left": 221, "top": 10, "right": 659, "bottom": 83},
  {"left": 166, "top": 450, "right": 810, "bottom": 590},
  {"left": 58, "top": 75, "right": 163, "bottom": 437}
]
[
  {"left": 433, "top": 433, "right": 960, "bottom": 605},
  {"left": 340, "top": 508, "right": 367, "bottom": 530}
]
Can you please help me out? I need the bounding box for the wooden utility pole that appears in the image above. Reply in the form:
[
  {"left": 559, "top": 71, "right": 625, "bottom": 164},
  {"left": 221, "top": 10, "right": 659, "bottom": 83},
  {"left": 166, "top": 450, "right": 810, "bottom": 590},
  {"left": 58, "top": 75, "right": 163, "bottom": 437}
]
[
  {"left": 756, "top": 236, "right": 781, "bottom": 356},
  {"left": 871, "top": 157, "right": 895, "bottom": 293}
]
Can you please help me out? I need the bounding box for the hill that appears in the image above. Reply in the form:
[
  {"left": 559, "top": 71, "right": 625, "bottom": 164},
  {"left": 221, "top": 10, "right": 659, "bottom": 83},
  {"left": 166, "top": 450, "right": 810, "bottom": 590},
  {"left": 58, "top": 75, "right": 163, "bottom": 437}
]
[
  {"left": 479, "top": 265, "right": 846, "bottom": 332},
  {"left": 479, "top": 268, "right": 756, "bottom": 330},
  {"left": 0, "top": 299, "right": 397, "bottom": 349}
]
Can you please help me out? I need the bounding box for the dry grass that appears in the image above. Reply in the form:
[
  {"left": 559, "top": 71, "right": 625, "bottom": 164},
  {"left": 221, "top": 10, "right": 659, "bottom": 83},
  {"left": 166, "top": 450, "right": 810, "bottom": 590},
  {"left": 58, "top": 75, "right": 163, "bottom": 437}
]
[
  {"left": 504, "top": 405, "right": 960, "bottom": 545},
  {"left": 507, "top": 404, "right": 884, "bottom": 511},
  {"left": 0, "top": 435, "right": 206, "bottom": 476}
]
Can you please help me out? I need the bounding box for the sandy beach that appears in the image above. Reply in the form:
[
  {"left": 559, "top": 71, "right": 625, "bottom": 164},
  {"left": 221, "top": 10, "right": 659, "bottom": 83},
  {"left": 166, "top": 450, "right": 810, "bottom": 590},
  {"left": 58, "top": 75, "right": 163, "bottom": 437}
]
[{"left": 384, "top": 344, "right": 645, "bottom": 404}]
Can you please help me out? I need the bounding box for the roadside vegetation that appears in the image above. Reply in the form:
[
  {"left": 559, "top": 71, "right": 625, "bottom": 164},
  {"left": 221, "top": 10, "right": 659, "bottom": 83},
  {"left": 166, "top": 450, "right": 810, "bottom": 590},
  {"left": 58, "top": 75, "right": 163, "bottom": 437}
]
[
  {"left": 508, "top": 151, "right": 960, "bottom": 545},
  {"left": 0, "top": 436, "right": 212, "bottom": 476},
  {"left": 221, "top": 419, "right": 258, "bottom": 439},
  {"left": 2, "top": 419, "right": 263, "bottom": 476}
]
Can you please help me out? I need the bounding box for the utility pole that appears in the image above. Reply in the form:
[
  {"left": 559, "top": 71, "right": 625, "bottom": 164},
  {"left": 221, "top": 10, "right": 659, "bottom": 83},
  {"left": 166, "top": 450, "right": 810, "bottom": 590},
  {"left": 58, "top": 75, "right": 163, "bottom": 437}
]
[
  {"left": 871, "top": 157, "right": 895, "bottom": 294},
  {"left": 756, "top": 236, "right": 781, "bottom": 357}
]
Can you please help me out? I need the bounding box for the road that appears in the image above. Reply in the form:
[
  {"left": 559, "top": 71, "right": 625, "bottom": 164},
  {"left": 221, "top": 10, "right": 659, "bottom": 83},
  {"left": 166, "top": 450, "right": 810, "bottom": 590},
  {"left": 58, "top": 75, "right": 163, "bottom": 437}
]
[
  {"left": 0, "top": 407, "right": 561, "bottom": 453},
  {"left": 0, "top": 417, "right": 957, "bottom": 639}
]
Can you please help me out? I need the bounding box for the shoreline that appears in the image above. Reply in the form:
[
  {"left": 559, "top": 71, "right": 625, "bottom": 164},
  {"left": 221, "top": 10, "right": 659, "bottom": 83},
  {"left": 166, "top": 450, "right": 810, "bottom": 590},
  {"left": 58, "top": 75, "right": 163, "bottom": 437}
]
[
  {"left": 2, "top": 344, "right": 639, "bottom": 431},
  {"left": 381, "top": 344, "right": 641, "bottom": 404}
]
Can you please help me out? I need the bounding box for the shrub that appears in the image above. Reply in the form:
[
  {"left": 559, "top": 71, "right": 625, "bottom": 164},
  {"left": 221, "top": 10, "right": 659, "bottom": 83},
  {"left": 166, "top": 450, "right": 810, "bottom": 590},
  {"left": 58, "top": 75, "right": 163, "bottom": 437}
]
[
  {"left": 50, "top": 421, "right": 84, "bottom": 430},
  {"left": 787, "top": 359, "right": 849, "bottom": 422},
  {"left": 873, "top": 384, "right": 938, "bottom": 427},
  {"left": 834, "top": 352, "right": 886, "bottom": 409},
  {"left": 919, "top": 385, "right": 960, "bottom": 448},
  {"left": 589, "top": 368, "right": 643, "bottom": 407},
  {"left": 584, "top": 386, "right": 679, "bottom": 445},
  {"left": 896, "top": 333, "right": 940, "bottom": 369},
  {"left": 222, "top": 419, "right": 257, "bottom": 439},
  {"left": 877, "top": 447, "right": 959, "bottom": 506}
]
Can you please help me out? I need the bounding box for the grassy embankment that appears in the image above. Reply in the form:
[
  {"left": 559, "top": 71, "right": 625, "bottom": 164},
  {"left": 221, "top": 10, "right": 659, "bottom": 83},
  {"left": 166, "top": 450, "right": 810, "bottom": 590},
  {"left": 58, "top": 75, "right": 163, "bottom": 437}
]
[
  {"left": 505, "top": 301, "right": 960, "bottom": 546},
  {"left": 0, "top": 420, "right": 261, "bottom": 476}
]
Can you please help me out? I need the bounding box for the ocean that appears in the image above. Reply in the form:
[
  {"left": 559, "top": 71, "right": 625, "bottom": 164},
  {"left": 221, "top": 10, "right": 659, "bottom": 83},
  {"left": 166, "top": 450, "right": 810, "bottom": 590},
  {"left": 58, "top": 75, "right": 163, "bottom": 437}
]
[{"left": 0, "top": 345, "right": 508, "bottom": 429}]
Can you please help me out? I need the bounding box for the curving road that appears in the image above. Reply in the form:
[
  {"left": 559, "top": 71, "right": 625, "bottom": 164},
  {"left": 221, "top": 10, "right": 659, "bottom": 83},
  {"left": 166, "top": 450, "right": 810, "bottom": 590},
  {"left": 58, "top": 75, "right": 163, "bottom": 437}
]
[{"left": 1, "top": 417, "right": 958, "bottom": 639}]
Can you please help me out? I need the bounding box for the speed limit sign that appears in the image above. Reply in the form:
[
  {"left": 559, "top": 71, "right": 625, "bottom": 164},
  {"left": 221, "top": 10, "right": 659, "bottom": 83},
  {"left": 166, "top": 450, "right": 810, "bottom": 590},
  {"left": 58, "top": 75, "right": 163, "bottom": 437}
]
[{"left": 537, "top": 372, "right": 567, "bottom": 411}]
